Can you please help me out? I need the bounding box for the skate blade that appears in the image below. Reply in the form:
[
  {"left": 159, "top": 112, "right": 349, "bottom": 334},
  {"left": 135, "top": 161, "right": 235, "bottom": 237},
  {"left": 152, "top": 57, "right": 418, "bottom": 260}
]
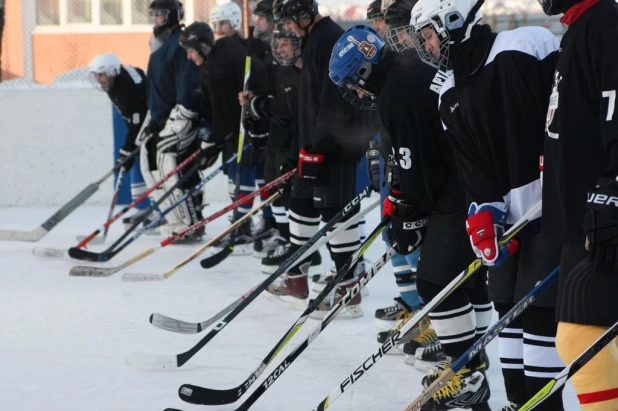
[
  {"left": 263, "top": 291, "right": 308, "bottom": 311},
  {"left": 32, "top": 247, "right": 66, "bottom": 259},
  {"left": 308, "top": 305, "right": 364, "bottom": 320}
]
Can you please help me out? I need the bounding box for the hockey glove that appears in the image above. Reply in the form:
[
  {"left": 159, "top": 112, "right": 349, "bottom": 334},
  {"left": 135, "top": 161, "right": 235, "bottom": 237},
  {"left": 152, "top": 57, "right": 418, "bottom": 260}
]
[
  {"left": 388, "top": 202, "right": 428, "bottom": 255},
  {"left": 118, "top": 143, "right": 137, "bottom": 170},
  {"left": 583, "top": 177, "right": 618, "bottom": 274},
  {"left": 466, "top": 202, "right": 518, "bottom": 267},
  {"left": 366, "top": 141, "right": 381, "bottom": 193},
  {"left": 382, "top": 189, "right": 404, "bottom": 218},
  {"left": 298, "top": 146, "right": 328, "bottom": 187}
]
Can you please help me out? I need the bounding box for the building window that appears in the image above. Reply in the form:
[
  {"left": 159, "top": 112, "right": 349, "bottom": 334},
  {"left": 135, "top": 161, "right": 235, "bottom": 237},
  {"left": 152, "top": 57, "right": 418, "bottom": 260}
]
[
  {"left": 36, "top": 0, "right": 60, "bottom": 25},
  {"left": 67, "top": 0, "right": 92, "bottom": 23},
  {"left": 100, "top": 0, "right": 123, "bottom": 24},
  {"left": 131, "top": 0, "right": 151, "bottom": 24}
]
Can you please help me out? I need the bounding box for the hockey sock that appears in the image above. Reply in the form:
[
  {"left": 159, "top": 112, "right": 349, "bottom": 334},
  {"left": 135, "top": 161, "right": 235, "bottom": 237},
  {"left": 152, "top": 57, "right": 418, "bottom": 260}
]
[
  {"left": 417, "top": 278, "right": 478, "bottom": 367},
  {"left": 522, "top": 306, "right": 564, "bottom": 411},
  {"left": 495, "top": 302, "right": 527, "bottom": 405},
  {"left": 288, "top": 197, "right": 321, "bottom": 271},
  {"left": 557, "top": 322, "right": 618, "bottom": 411},
  {"left": 466, "top": 271, "right": 493, "bottom": 338},
  {"left": 227, "top": 161, "right": 257, "bottom": 220},
  {"left": 321, "top": 206, "right": 361, "bottom": 280},
  {"left": 130, "top": 158, "right": 149, "bottom": 211}
]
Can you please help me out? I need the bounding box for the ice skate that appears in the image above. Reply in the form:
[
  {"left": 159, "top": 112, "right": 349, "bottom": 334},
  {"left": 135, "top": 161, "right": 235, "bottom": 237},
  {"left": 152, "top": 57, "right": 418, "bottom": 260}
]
[
  {"left": 261, "top": 243, "right": 322, "bottom": 275},
  {"left": 264, "top": 266, "right": 310, "bottom": 311},
  {"left": 419, "top": 367, "right": 491, "bottom": 411},
  {"left": 309, "top": 274, "right": 363, "bottom": 320},
  {"left": 401, "top": 325, "right": 438, "bottom": 361},
  {"left": 414, "top": 339, "right": 446, "bottom": 372}
]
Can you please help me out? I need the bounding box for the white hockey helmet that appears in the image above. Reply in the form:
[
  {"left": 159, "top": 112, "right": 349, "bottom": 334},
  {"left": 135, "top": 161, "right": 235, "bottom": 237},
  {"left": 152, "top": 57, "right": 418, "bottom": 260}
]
[
  {"left": 409, "top": 0, "right": 483, "bottom": 71},
  {"left": 210, "top": 2, "right": 242, "bottom": 31},
  {"left": 88, "top": 53, "right": 121, "bottom": 90}
]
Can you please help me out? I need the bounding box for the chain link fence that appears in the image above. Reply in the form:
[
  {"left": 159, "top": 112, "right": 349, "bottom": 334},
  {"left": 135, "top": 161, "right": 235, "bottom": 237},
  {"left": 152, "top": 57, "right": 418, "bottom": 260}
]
[{"left": 0, "top": 0, "right": 564, "bottom": 88}]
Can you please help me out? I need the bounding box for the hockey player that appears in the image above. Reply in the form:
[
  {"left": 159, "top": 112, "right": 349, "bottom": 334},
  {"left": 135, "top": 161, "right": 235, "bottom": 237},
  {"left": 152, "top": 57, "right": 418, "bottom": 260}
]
[
  {"left": 330, "top": 24, "right": 493, "bottom": 409},
  {"left": 179, "top": 21, "right": 270, "bottom": 253},
  {"left": 238, "top": 22, "right": 303, "bottom": 267},
  {"left": 409, "top": 0, "right": 565, "bottom": 409},
  {"left": 88, "top": 53, "right": 153, "bottom": 230},
  {"left": 538, "top": 0, "right": 618, "bottom": 408},
  {"left": 366, "top": 0, "right": 386, "bottom": 37},
  {"left": 267, "top": 0, "right": 367, "bottom": 318},
  {"left": 137, "top": 0, "right": 204, "bottom": 241}
]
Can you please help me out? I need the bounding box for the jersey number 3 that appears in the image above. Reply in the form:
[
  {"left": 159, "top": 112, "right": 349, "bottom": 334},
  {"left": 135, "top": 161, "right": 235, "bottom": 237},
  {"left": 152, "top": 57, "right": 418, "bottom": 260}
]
[{"left": 398, "top": 147, "right": 412, "bottom": 170}]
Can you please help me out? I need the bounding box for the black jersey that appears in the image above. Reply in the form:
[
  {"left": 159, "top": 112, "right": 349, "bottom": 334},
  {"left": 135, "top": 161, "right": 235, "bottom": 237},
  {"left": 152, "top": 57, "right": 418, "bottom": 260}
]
[
  {"left": 379, "top": 53, "right": 465, "bottom": 216},
  {"left": 107, "top": 65, "right": 148, "bottom": 146},
  {"left": 439, "top": 25, "right": 558, "bottom": 224},
  {"left": 200, "top": 36, "right": 269, "bottom": 145},
  {"left": 298, "top": 17, "right": 362, "bottom": 158},
  {"left": 542, "top": 0, "right": 618, "bottom": 241}
]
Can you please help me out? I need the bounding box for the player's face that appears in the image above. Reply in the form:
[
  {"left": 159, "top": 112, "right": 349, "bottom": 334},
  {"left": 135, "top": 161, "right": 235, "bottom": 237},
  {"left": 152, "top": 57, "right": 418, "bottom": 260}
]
[
  {"left": 276, "top": 38, "right": 295, "bottom": 61},
  {"left": 214, "top": 21, "right": 234, "bottom": 38},
  {"left": 283, "top": 19, "right": 304, "bottom": 38},
  {"left": 371, "top": 17, "right": 386, "bottom": 37},
  {"left": 421, "top": 26, "right": 440, "bottom": 59},
  {"left": 93, "top": 73, "right": 111, "bottom": 90},
  {"left": 253, "top": 15, "right": 270, "bottom": 35},
  {"left": 186, "top": 48, "right": 205, "bottom": 66}
]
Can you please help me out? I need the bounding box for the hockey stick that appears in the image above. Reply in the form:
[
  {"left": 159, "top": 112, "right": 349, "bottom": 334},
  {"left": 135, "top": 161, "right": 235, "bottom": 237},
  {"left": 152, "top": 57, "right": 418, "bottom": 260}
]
[
  {"left": 68, "top": 170, "right": 295, "bottom": 278},
  {"left": 121, "top": 192, "right": 280, "bottom": 282},
  {"left": 33, "top": 149, "right": 200, "bottom": 259},
  {"left": 67, "top": 160, "right": 202, "bottom": 262},
  {"left": 0, "top": 147, "right": 139, "bottom": 242},
  {"left": 224, "top": 246, "right": 398, "bottom": 411},
  {"left": 124, "top": 186, "right": 372, "bottom": 370},
  {"left": 404, "top": 265, "right": 560, "bottom": 411},
  {"left": 178, "top": 214, "right": 389, "bottom": 406},
  {"left": 149, "top": 199, "right": 379, "bottom": 334},
  {"left": 519, "top": 319, "right": 618, "bottom": 411},
  {"left": 311, "top": 201, "right": 542, "bottom": 411},
  {"left": 219, "top": 52, "right": 252, "bottom": 266},
  {"left": 79, "top": 166, "right": 127, "bottom": 245}
]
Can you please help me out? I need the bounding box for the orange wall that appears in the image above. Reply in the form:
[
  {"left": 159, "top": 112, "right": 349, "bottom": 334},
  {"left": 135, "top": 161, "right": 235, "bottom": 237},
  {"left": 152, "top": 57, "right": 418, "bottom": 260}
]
[
  {"left": 32, "top": 32, "right": 152, "bottom": 84},
  {"left": 1, "top": 0, "right": 24, "bottom": 80}
]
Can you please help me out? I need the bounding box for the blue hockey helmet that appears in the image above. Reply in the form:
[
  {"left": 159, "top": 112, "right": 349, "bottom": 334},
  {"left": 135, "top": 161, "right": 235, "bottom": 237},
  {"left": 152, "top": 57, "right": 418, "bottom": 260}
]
[{"left": 329, "top": 24, "right": 386, "bottom": 110}]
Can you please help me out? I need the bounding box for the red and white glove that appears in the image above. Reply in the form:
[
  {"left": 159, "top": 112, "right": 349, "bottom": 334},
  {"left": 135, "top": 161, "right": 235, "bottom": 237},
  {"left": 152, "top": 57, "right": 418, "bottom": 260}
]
[{"left": 466, "top": 202, "right": 518, "bottom": 267}]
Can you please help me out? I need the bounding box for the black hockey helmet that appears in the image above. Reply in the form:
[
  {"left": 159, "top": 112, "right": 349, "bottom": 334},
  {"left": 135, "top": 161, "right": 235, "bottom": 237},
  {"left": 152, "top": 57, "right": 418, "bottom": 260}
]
[
  {"left": 179, "top": 22, "right": 215, "bottom": 59},
  {"left": 273, "top": 0, "right": 318, "bottom": 24},
  {"left": 384, "top": 0, "right": 417, "bottom": 28},
  {"left": 149, "top": 0, "right": 184, "bottom": 36},
  {"left": 366, "top": 0, "right": 384, "bottom": 21},
  {"left": 253, "top": 0, "right": 274, "bottom": 17}
]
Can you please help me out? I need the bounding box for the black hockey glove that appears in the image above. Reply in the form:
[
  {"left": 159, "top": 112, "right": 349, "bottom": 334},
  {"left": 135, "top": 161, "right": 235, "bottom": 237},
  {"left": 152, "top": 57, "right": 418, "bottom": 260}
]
[
  {"left": 388, "top": 202, "right": 429, "bottom": 255},
  {"left": 366, "top": 141, "right": 381, "bottom": 192},
  {"left": 583, "top": 177, "right": 618, "bottom": 274},
  {"left": 118, "top": 143, "right": 137, "bottom": 170},
  {"left": 299, "top": 146, "right": 329, "bottom": 187}
]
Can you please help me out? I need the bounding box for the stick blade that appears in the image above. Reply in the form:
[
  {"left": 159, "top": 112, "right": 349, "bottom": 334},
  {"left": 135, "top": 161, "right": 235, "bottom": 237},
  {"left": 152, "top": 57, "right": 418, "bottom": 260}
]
[
  {"left": 32, "top": 247, "right": 66, "bottom": 259},
  {"left": 122, "top": 272, "right": 166, "bottom": 282},
  {"left": 69, "top": 265, "right": 121, "bottom": 277},
  {"left": 0, "top": 227, "right": 47, "bottom": 242},
  {"left": 149, "top": 313, "right": 202, "bottom": 334},
  {"left": 200, "top": 247, "right": 233, "bottom": 268},
  {"left": 68, "top": 247, "right": 107, "bottom": 262},
  {"left": 125, "top": 351, "right": 179, "bottom": 370}
]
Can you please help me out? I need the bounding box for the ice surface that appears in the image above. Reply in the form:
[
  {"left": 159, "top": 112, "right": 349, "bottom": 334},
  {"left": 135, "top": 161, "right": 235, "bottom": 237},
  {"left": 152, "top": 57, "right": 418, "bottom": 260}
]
[{"left": 0, "top": 203, "right": 580, "bottom": 411}]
